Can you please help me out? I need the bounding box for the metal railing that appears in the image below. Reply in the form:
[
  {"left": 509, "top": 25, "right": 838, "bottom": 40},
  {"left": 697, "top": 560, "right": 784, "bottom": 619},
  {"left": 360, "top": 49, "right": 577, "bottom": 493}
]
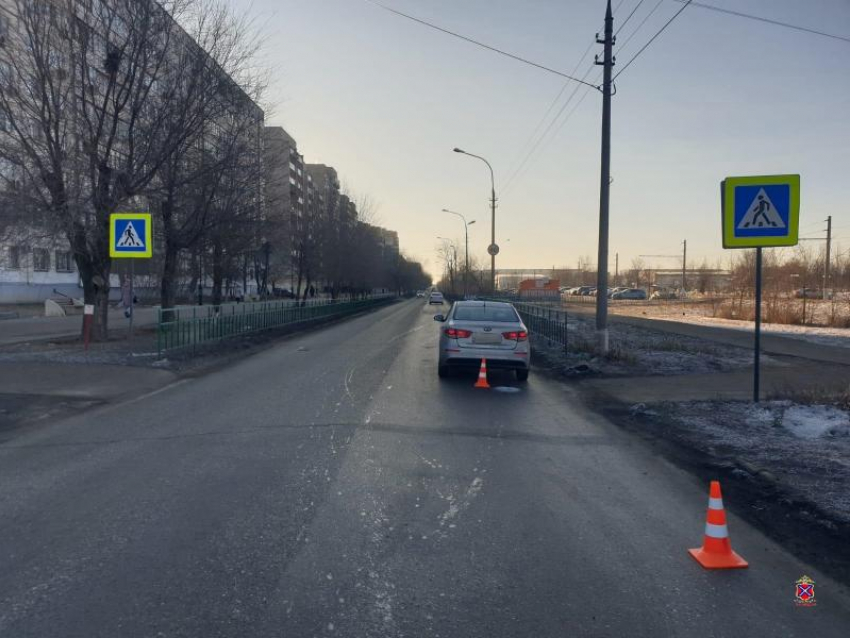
[
  {"left": 513, "top": 301, "right": 568, "bottom": 353},
  {"left": 482, "top": 297, "right": 568, "bottom": 352},
  {"left": 157, "top": 295, "right": 396, "bottom": 354}
]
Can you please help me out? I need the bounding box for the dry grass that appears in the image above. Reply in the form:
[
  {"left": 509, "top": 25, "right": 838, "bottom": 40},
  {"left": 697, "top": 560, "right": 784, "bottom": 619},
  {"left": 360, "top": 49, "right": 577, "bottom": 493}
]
[
  {"left": 712, "top": 297, "right": 850, "bottom": 328},
  {"left": 768, "top": 385, "right": 850, "bottom": 410}
]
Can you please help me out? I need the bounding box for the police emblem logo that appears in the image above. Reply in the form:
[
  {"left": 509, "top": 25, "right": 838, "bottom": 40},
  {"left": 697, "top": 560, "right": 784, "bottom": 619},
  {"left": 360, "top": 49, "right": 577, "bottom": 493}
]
[{"left": 795, "top": 575, "right": 816, "bottom": 607}]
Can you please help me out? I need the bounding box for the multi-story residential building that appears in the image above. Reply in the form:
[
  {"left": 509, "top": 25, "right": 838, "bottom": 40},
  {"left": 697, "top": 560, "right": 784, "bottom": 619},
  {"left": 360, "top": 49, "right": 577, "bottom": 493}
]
[
  {"left": 378, "top": 228, "right": 400, "bottom": 263},
  {"left": 305, "top": 164, "right": 340, "bottom": 218},
  {"left": 263, "top": 126, "right": 304, "bottom": 291}
]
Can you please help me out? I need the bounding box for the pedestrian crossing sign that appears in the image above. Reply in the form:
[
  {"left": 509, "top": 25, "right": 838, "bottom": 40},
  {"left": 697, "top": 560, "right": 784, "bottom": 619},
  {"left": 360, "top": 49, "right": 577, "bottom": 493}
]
[
  {"left": 110, "top": 213, "right": 152, "bottom": 258},
  {"left": 721, "top": 175, "right": 800, "bottom": 248}
]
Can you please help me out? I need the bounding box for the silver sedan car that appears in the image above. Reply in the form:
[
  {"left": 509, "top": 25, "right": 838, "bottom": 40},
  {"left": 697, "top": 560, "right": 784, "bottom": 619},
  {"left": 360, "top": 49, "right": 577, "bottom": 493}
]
[{"left": 434, "top": 301, "right": 531, "bottom": 381}]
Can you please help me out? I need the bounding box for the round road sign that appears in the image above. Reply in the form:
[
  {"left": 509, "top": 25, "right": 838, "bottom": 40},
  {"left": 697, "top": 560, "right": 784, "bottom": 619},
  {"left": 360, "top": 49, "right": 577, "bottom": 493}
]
[{"left": 487, "top": 243, "right": 500, "bottom": 257}]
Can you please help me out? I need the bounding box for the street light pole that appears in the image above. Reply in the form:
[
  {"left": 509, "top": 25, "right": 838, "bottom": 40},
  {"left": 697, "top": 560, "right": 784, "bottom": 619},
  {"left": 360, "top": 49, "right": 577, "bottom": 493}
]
[
  {"left": 453, "top": 147, "right": 496, "bottom": 292},
  {"left": 441, "top": 209, "right": 475, "bottom": 298}
]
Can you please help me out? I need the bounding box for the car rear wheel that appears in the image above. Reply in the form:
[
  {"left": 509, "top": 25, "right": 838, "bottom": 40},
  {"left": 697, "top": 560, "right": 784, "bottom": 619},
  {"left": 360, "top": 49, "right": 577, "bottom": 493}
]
[{"left": 515, "top": 369, "right": 529, "bottom": 382}]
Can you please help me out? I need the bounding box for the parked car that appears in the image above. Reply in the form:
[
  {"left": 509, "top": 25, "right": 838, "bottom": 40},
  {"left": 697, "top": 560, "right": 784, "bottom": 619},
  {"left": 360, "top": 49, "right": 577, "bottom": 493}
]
[
  {"left": 608, "top": 287, "right": 628, "bottom": 298},
  {"left": 794, "top": 288, "right": 831, "bottom": 299},
  {"left": 429, "top": 291, "right": 445, "bottom": 305},
  {"left": 434, "top": 300, "right": 530, "bottom": 381},
  {"left": 611, "top": 288, "right": 647, "bottom": 300},
  {"left": 272, "top": 287, "right": 295, "bottom": 299},
  {"left": 650, "top": 289, "right": 679, "bottom": 300}
]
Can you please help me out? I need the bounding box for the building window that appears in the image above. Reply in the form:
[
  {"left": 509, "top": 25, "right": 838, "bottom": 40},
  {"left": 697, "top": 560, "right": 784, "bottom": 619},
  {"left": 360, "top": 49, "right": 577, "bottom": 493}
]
[
  {"left": 7, "top": 245, "right": 22, "bottom": 269},
  {"left": 33, "top": 248, "right": 50, "bottom": 271},
  {"left": 55, "top": 250, "right": 73, "bottom": 272}
]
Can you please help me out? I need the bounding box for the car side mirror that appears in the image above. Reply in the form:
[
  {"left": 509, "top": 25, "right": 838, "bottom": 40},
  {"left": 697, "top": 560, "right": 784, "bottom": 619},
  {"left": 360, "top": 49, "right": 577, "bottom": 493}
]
[{"left": 433, "top": 314, "right": 445, "bottom": 322}]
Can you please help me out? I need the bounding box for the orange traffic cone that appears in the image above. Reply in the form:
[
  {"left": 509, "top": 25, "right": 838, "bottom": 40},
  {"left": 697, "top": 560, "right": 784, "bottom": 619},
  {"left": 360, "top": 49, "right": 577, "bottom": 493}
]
[
  {"left": 688, "top": 481, "right": 748, "bottom": 569},
  {"left": 474, "top": 358, "right": 490, "bottom": 389}
]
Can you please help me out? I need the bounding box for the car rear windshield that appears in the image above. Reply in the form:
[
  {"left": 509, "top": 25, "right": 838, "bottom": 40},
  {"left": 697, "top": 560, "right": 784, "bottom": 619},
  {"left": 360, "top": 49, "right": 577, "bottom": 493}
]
[{"left": 453, "top": 305, "right": 519, "bottom": 322}]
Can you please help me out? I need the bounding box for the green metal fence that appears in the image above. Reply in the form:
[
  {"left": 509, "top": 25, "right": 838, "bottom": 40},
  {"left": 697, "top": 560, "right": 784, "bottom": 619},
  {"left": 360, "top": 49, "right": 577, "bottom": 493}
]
[{"left": 157, "top": 295, "right": 396, "bottom": 354}]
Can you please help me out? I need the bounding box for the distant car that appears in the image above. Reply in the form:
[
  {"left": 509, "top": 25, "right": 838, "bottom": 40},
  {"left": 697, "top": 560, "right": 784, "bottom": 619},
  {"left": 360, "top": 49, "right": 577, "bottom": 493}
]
[
  {"left": 794, "top": 288, "right": 830, "bottom": 299},
  {"left": 416, "top": 290, "right": 426, "bottom": 298},
  {"left": 434, "top": 300, "right": 530, "bottom": 381},
  {"left": 607, "top": 287, "right": 628, "bottom": 298},
  {"left": 650, "top": 289, "right": 679, "bottom": 300},
  {"left": 611, "top": 288, "right": 647, "bottom": 300},
  {"left": 272, "top": 287, "right": 295, "bottom": 299},
  {"left": 429, "top": 291, "right": 445, "bottom": 305}
]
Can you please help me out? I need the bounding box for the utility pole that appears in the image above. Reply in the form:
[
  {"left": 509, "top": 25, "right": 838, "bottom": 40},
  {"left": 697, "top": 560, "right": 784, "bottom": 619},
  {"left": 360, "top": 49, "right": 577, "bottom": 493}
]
[
  {"left": 824, "top": 216, "right": 832, "bottom": 300},
  {"left": 682, "top": 239, "right": 687, "bottom": 292},
  {"left": 615, "top": 252, "right": 619, "bottom": 284},
  {"left": 594, "top": 0, "right": 614, "bottom": 354}
]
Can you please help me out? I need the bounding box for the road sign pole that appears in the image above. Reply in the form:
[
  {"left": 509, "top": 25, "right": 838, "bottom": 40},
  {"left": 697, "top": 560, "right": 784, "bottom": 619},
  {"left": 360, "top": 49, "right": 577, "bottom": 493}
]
[
  {"left": 129, "top": 258, "right": 135, "bottom": 347},
  {"left": 824, "top": 215, "right": 832, "bottom": 300},
  {"left": 83, "top": 304, "right": 94, "bottom": 351},
  {"left": 753, "top": 247, "right": 762, "bottom": 402}
]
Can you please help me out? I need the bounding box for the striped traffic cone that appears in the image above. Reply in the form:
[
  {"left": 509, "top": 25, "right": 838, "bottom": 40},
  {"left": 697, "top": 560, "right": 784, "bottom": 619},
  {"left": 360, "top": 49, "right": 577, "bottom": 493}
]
[
  {"left": 688, "top": 481, "right": 749, "bottom": 569},
  {"left": 474, "top": 358, "right": 490, "bottom": 389}
]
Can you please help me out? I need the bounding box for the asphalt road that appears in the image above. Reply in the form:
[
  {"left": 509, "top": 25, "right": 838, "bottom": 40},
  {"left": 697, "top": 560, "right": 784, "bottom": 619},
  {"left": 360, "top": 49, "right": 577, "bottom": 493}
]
[{"left": 1, "top": 299, "right": 848, "bottom": 637}]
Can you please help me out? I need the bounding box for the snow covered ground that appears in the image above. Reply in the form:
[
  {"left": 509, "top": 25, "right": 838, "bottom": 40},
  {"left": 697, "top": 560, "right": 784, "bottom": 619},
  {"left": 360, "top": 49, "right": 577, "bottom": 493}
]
[
  {"left": 644, "top": 315, "right": 850, "bottom": 350},
  {"left": 659, "top": 400, "right": 850, "bottom": 524}
]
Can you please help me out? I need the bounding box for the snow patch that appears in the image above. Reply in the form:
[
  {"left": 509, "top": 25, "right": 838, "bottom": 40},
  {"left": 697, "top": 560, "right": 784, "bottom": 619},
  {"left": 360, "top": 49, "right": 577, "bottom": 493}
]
[{"left": 782, "top": 405, "right": 850, "bottom": 439}]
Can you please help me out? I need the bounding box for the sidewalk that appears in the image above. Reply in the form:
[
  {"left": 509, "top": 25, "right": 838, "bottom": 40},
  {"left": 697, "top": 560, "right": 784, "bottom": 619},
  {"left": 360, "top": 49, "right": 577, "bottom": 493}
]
[
  {"left": 0, "top": 361, "right": 177, "bottom": 400},
  {"left": 0, "top": 307, "right": 159, "bottom": 346},
  {"left": 0, "top": 360, "right": 178, "bottom": 438},
  {"left": 582, "top": 358, "right": 850, "bottom": 403}
]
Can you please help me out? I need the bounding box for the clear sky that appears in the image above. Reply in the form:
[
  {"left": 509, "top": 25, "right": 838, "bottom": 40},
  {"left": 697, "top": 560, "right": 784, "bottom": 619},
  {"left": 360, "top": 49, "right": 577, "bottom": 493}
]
[{"left": 232, "top": 0, "right": 850, "bottom": 278}]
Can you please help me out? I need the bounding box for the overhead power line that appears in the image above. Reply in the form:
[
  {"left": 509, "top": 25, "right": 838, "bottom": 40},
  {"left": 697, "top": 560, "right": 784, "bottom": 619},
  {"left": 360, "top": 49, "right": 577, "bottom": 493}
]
[
  {"left": 615, "top": 0, "right": 666, "bottom": 55},
  {"left": 613, "top": 0, "right": 693, "bottom": 80},
  {"left": 671, "top": 0, "right": 850, "bottom": 45},
  {"left": 501, "top": 0, "right": 669, "bottom": 199},
  {"left": 362, "top": 0, "right": 600, "bottom": 89},
  {"left": 616, "top": 0, "right": 648, "bottom": 36},
  {"left": 500, "top": 74, "right": 596, "bottom": 198},
  {"left": 500, "top": 0, "right": 634, "bottom": 199}
]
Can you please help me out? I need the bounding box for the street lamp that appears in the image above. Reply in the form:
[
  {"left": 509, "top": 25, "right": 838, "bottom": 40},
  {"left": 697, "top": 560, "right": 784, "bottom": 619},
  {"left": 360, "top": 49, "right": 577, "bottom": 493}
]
[
  {"left": 441, "top": 209, "right": 475, "bottom": 298},
  {"left": 453, "top": 147, "right": 497, "bottom": 291}
]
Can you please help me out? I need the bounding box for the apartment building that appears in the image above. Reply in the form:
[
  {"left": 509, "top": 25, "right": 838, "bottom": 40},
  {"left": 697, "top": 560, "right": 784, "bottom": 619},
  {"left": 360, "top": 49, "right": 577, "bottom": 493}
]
[{"left": 263, "top": 126, "right": 304, "bottom": 290}]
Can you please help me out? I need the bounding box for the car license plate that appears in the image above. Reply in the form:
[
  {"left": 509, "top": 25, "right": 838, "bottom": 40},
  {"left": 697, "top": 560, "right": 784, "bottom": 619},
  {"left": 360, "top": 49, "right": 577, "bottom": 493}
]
[{"left": 473, "top": 333, "right": 501, "bottom": 345}]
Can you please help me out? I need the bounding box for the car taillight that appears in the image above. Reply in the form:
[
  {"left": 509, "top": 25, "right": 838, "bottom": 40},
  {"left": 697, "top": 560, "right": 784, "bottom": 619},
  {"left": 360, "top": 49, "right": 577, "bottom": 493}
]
[
  {"left": 502, "top": 330, "right": 528, "bottom": 341},
  {"left": 444, "top": 328, "right": 472, "bottom": 339}
]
